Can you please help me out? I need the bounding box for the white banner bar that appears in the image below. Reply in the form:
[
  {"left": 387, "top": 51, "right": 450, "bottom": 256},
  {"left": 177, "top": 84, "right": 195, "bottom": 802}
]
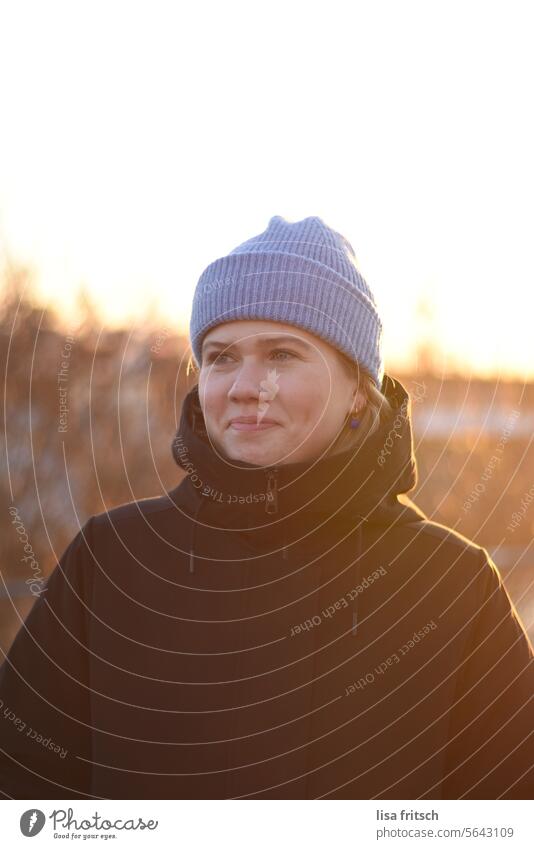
[{"left": 1, "top": 799, "right": 532, "bottom": 848}]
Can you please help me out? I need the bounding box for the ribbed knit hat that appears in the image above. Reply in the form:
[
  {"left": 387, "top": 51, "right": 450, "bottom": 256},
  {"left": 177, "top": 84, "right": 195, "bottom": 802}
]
[{"left": 190, "top": 215, "right": 384, "bottom": 389}]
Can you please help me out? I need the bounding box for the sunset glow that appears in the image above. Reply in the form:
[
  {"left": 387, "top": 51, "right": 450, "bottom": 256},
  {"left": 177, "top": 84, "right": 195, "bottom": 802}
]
[{"left": 1, "top": 1, "right": 532, "bottom": 379}]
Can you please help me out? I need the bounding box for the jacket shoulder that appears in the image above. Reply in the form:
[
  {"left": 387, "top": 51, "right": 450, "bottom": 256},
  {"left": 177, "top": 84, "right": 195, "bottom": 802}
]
[
  {"left": 403, "top": 517, "right": 485, "bottom": 558},
  {"left": 90, "top": 491, "right": 176, "bottom": 529}
]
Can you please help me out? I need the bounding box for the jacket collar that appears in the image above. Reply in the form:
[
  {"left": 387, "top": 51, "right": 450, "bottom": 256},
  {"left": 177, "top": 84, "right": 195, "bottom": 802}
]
[{"left": 170, "top": 373, "right": 425, "bottom": 533}]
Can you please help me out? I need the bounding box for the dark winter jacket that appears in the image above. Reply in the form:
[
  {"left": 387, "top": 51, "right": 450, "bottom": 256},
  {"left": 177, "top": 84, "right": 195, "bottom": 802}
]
[{"left": 1, "top": 375, "right": 533, "bottom": 800}]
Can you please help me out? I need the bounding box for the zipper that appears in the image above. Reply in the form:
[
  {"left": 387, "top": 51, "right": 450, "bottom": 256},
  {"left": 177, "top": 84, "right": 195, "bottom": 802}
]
[
  {"left": 265, "top": 467, "right": 279, "bottom": 514},
  {"left": 265, "top": 467, "right": 288, "bottom": 558}
]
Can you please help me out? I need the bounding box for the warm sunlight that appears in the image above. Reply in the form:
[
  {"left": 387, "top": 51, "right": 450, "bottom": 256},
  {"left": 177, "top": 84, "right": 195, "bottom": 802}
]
[
  {"left": 2, "top": 1, "right": 534, "bottom": 825},
  {"left": 1, "top": 2, "right": 533, "bottom": 379}
]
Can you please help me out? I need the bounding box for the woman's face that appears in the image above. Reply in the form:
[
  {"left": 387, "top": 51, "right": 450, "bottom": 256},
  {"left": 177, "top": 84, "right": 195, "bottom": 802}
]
[{"left": 198, "top": 320, "right": 364, "bottom": 467}]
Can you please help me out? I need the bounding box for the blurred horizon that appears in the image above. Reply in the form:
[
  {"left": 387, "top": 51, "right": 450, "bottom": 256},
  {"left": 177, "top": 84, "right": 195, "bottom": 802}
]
[
  {"left": 2, "top": 271, "right": 534, "bottom": 655},
  {"left": 1, "top": 2, "right": 534, "bottom": 381},
  {"left": 1, "top": 255, "right": 532, "bottom": 383}
]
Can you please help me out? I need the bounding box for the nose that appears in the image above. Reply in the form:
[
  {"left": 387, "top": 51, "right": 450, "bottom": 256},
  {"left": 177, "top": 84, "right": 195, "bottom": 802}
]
[{"left": 227, "top": 358, "right": 264, "bottom": 403}]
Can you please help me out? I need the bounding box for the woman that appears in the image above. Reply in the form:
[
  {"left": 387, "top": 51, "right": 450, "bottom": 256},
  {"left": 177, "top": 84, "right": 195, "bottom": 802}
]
[{"left": 1, "top": 215, "right": 532, "bottom": 800}]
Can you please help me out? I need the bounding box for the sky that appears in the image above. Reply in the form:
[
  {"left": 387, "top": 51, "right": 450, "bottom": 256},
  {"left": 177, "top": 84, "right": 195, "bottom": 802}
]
[{"left": 0, "top": 1, "right": 533, "bottom": 379}]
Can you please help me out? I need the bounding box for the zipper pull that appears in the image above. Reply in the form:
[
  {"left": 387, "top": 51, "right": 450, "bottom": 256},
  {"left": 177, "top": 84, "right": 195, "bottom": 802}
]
[{"left": 265, "top": 468, "right": 279, "bottom": 514}]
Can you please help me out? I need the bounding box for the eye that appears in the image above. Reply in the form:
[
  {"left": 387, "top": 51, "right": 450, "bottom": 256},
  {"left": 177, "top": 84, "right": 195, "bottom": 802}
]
[
  {"left": 270, "top": 348, "right": 298, "bottom": 360},
  {"left": 205, "top": 352, "right": 232, "bottom": 364},
  {"left": 205, "top": 349, "right": 298, "bottom": 364}
]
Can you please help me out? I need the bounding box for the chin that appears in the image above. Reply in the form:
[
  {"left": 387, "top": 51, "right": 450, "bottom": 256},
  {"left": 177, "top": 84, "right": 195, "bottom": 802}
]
[{"left": 222, "top": 437, "right": 282, "bottom": 467}]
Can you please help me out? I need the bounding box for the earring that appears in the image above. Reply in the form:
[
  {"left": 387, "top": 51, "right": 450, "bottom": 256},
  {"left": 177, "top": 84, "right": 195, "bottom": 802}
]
[{"left": 349, "top": 407, "right": 361, "bottom": 429}]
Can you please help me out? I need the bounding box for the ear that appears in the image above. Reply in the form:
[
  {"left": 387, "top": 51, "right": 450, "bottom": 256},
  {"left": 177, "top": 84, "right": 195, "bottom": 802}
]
[{"left": 351, "top": 387, "right": 367, "bottom": 411}]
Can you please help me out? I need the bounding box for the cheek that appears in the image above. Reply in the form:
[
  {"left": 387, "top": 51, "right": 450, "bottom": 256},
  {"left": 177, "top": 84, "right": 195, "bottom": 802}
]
[
  {"left": 305, "top": 366, "right": 335, "bottom": 400},
  {"left": 200, "top": 369, "right": 226, "bottom": 395},
  {"left": 198, "top": 373, "right": 227, "bottom": 421},
  {"left": 281, "top": 374, "right": 332, "bottom": 421}
]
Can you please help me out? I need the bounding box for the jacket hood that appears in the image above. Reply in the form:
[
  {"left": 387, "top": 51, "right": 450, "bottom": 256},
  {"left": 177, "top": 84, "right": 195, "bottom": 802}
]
[{"left": 170, "top": 373, "right": 426, "bottom": 539}]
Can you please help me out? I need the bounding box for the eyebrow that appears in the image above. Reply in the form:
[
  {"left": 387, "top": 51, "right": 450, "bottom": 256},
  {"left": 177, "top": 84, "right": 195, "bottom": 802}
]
[{"left": 202, "top": 335, "right": 313, "bottom": 354}]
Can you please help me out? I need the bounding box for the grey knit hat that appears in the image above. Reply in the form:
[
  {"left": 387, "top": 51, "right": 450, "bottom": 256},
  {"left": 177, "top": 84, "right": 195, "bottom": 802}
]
[{"left": 190, "top": 215, "right": 384, "bottom": 389}]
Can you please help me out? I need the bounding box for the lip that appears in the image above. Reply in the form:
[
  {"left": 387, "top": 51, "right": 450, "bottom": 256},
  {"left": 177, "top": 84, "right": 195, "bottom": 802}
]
[{"left": 228, "top": 416, "right": 279, "bottom": 432}]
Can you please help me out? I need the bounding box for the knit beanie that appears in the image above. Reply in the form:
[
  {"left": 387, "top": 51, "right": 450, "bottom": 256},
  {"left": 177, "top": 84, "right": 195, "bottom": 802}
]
[{"left": 189, "top": 215, "right": 384, "bottom": 389}]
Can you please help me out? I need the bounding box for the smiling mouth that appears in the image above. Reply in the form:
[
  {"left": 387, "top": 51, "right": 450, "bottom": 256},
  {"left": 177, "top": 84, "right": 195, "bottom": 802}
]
[{"left": 229, "top": 421, "right": 278, "bottom": 432}]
